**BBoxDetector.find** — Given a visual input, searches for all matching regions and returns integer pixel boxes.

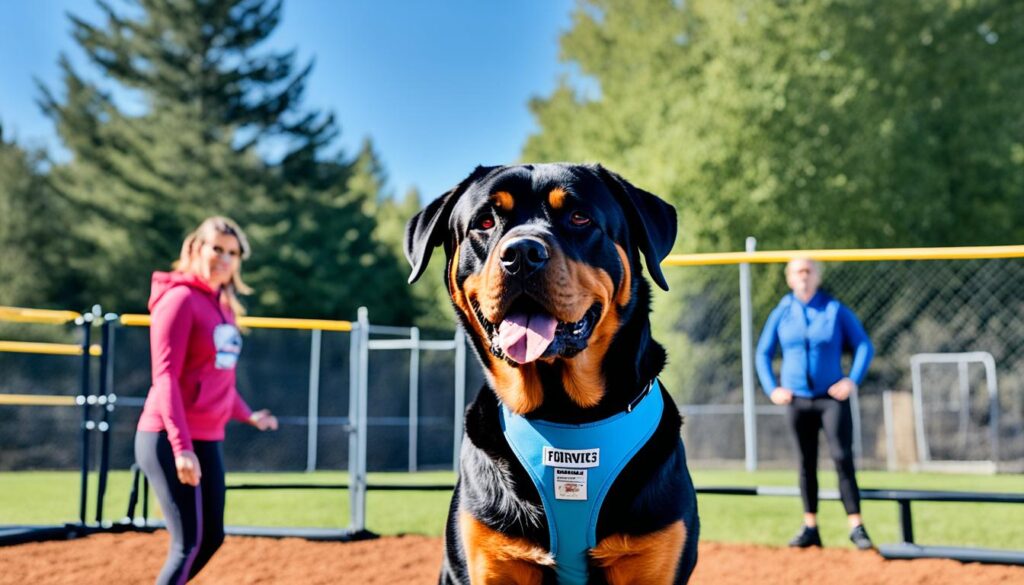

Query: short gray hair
[785,257,822,276]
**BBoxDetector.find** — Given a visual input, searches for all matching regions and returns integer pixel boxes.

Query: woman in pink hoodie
[135,216,278,585]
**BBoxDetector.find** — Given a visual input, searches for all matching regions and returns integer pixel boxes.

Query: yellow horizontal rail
[0,306,81,325]
[0,393,77,407]
[0,341,101,356]
[121,314,353,332]
[119,314,151,327]
[239,316,353,331]
[663,244,1024,266]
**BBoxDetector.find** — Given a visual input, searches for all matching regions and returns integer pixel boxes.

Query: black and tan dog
[405,163,698,585]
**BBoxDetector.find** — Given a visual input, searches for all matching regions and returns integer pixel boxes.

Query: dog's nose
[500,238,549,278]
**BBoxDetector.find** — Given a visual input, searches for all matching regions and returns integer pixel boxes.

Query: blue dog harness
[499,380,665,585]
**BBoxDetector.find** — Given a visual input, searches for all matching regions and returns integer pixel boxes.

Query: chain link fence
[658,255,1024,470]
[3,251,1022,476]
[0,313,481,476]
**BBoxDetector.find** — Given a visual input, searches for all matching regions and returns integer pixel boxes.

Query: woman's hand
[175,450,202,486]
[249,409,279,431]
[770,387,794,405]
[828,378,857,401]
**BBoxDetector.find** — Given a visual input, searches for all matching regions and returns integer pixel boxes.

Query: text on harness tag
[542,447,600,469]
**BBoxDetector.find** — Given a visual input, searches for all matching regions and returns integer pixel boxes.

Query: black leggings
[786,396,861,515]
[135,431,226,585]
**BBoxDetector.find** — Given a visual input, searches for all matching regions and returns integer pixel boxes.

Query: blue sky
[0,0,575,200]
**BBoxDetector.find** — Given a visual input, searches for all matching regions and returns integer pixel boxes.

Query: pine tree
[244,140,416,323]
[38,0,413,320]
[0,125,79,311]
[375,185,454,329]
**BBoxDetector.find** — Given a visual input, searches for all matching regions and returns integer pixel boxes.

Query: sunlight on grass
[2,469,1021,548]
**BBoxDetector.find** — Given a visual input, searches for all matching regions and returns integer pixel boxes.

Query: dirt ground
[1,532,1022,584]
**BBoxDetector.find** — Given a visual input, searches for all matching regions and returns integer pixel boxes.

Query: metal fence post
[739,236,758,472]
[851,388,863,462]
[957,361,970,454]
[982,353,1000,463]
[453,327,467,472]
[354,307,370,532]
[408,327,420,472]
[306,329,322,473]
[95,313,116,523]
[76,311,95,526]
[883,390,897,471]
[347,320,361,530]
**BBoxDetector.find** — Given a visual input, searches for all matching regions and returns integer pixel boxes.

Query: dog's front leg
[460,512,554,584]
[590,521,688,585]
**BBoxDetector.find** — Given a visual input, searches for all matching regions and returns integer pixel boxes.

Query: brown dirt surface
[1,532,1022,584]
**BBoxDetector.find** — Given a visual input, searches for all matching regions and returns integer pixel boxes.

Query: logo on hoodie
[214,324,242,370]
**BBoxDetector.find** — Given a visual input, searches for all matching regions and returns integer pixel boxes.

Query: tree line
[3,0,1021,338]
[523,0,1023,400]
[0,0,449,328]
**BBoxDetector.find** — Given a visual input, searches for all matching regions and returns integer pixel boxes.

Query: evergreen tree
[0,125,79,310]
[245,140,416,323]
[38,0,413,320]
[376,185,453,330]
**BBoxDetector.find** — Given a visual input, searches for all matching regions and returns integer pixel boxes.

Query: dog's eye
[570,212,592,226]
[474,214,496,231]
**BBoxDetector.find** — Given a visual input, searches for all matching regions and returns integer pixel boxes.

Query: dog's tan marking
[551,257,619,408]
[591,520,687,585]
[457,247,545,414]
[492,191,515,211]
[545,253,611,323]
[449,245,462,300]
[548,187,568,210]
[451,247,498,360]
[614,244,632,307]
[490,361,545,414]
[453,236,634,412]
[449,245,478,326]
[460,512,552,584]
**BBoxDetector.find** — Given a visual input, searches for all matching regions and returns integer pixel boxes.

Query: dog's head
[405,163,676,416]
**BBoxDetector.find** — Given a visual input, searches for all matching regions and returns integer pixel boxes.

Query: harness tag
[554,469,588,501]
[542,446,600,469]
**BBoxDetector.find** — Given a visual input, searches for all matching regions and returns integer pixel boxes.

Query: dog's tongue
[498,312,558,363]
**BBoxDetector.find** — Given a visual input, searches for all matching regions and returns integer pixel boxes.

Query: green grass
[691,470,1024,549]
[2,469,1022,550]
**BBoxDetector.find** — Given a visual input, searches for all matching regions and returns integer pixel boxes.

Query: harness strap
[500,380,664,584]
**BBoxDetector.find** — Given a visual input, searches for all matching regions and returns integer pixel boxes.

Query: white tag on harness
[542,447,600,469]
[554,468,588,500]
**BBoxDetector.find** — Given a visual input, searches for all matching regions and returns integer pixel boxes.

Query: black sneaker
[849,525,874,550]
[788,525,822,548]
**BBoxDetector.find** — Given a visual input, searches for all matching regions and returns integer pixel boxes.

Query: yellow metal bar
[120,313,353,331]
[119,315,150,329]
[119,314,152,327]
[239,316,353,331]
[0,341,102,356]
[0,306,81,325]
[663,244,1024,266]
[0,393,77,406]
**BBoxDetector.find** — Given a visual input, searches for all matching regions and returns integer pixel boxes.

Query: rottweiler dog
[405,163,699,585]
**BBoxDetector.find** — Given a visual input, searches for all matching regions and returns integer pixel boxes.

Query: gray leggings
[135,431,226,585]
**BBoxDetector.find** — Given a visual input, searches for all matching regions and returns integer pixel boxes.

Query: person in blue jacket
[756,258,875,550]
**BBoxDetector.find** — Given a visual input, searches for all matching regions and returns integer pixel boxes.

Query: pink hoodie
[137,271,253,456]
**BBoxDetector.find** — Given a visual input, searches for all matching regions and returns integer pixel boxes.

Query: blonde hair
[173,216,253,318]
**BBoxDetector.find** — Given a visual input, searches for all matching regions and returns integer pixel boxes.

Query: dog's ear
[594,165,677,291]
[405,165,499,284]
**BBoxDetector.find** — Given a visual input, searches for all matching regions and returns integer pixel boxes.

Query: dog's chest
[499,383,664,584]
